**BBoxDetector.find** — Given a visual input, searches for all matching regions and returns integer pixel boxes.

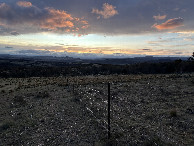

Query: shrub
[170,109,177,117]
[35,91,50,99]
[13,96,26,104]
[191,78,194,84]
[0,120,14,132]
[1,90,5,93]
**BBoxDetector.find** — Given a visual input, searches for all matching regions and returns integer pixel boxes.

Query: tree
[188,52,194,61]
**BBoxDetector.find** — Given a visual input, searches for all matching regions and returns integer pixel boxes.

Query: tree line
[0,58,194,78]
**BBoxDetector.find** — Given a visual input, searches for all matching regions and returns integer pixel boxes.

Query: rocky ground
[0,74,194,145]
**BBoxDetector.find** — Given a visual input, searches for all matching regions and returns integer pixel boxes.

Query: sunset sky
[0,0,194,58]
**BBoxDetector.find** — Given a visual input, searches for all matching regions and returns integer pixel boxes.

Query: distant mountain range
[0,54,188,65]
[83,56,188,65]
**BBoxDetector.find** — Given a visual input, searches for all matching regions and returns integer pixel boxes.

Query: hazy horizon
[0,52,190,60]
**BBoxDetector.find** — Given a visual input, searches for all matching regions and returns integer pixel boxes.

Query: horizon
[0,53,190,60]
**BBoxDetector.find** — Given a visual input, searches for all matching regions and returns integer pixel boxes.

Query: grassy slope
[0,74,194,145]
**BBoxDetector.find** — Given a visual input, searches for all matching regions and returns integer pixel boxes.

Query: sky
[0,0,194,59]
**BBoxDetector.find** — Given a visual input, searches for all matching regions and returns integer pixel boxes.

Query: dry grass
[0,73,194,145]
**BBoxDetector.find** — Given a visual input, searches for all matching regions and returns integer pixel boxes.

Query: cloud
[153,14,166,20]
[142,49,151,51]
[152,18,184,30]
[175,31,194,35]
[10,31,19,36]
[5,46,13,48]
[0,0,193,35]
[39,8,75,30]
[184,37,194,41]
[175,52,183,54]
[0,2,89,35]
[174,8,180,11]
[18,49,51,55]
[17,1,32,7]
[92,3,118,19]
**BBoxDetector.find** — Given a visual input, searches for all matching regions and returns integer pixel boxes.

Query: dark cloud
[142,49,151,51]
[1,0,194,35]
[86,0,191,34]
[18,49,51,54]
[0,1,89,35]
[10,31,19,36]
[5,46,13,48]
[175,52,183,54]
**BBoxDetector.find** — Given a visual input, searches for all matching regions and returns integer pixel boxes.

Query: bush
[13,96,26,104]
[1,90,5,93]
[191,78,194,84]
[0,120,14,132]
[35,91,50,99]
[170,109,177,117]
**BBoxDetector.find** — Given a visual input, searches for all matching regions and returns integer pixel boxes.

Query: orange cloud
[0,3,89,35]
[17,1,32,7]
[39,8,74,30]
[153,14,166,20]
[39,8,89,33]
[92,3,118,19]
[152,17,184,30]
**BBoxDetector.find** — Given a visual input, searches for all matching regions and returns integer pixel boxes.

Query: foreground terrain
[0,74,194,145]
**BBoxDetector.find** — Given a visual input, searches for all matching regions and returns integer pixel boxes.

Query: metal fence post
[108,82,111,139]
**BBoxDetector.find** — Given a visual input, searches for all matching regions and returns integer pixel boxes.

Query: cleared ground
[0,74,194,145]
